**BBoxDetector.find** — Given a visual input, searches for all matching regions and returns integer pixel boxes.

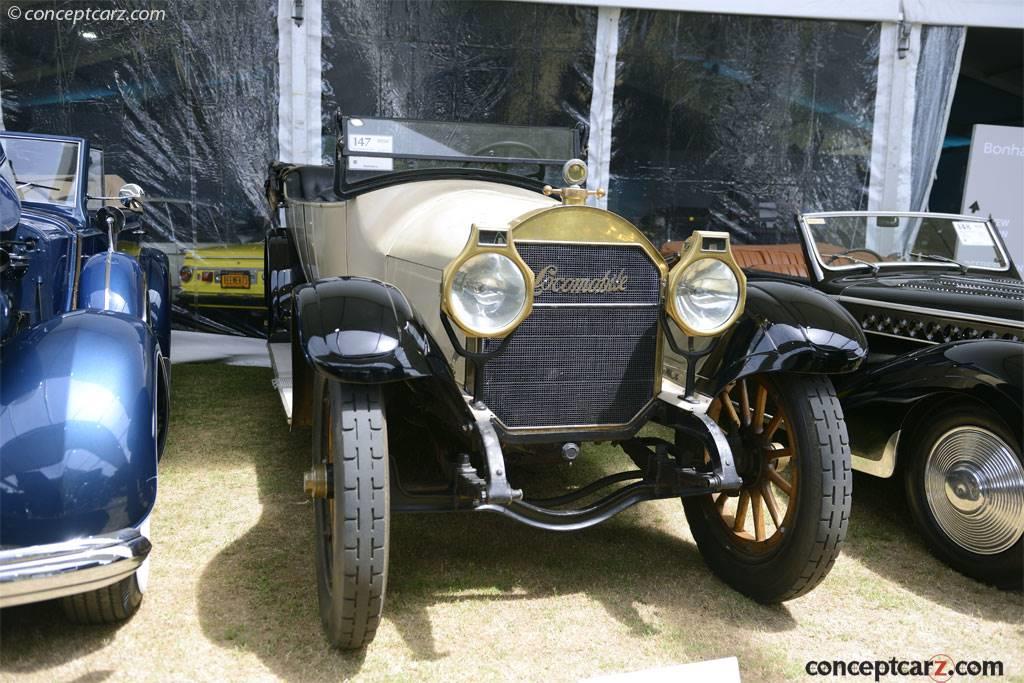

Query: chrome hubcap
[925,426,1024,555]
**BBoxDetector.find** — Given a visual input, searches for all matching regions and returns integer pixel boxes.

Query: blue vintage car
[0,132,171,622]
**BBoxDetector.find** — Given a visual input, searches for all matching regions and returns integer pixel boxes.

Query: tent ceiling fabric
[514,0,1024,29]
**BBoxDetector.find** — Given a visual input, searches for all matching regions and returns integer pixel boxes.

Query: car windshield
[801,213,1008,272]
[0,136,80,208]
[340,116,579,187]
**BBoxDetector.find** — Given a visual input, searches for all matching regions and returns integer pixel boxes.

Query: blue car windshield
[1,137,80,208]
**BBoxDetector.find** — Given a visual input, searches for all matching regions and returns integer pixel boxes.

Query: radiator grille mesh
[478,242,661,430]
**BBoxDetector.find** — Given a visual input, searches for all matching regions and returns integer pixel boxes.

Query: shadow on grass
[0,600,121,675]
[187,367,798,679]
[841,471,1023,622]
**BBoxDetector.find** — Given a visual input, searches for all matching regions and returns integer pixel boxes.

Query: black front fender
[840,339,1024,448]
[294,276,450,384]
[699,279,868,395]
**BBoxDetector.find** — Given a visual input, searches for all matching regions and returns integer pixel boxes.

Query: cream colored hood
[355,179,557,271]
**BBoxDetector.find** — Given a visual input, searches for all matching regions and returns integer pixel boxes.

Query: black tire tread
[318,380,389,650]
[777,374,852,601]
[684,374,852,603]
[902,403,1023,588]
[61,574,142,624]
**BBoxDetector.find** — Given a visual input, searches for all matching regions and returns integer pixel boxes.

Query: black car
[725,211,1023,587]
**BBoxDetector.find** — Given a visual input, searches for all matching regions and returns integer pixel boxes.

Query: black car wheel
[904,404,1024,588]
[312,376,390,649]
[62,574,144,624]
[683,374,851,602]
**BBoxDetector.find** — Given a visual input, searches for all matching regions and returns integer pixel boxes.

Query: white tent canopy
[517,0,1024,29]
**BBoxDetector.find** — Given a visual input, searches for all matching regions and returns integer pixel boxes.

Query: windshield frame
[0,132,86,212]
[337,114,583,194]
[797,210,1012,279]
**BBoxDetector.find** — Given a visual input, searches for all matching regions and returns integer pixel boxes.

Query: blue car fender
[0,309,159,546]
[138,247,172,359]
[77,251,145,317]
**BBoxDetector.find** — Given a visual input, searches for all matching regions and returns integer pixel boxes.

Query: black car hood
[836,272,1024,323]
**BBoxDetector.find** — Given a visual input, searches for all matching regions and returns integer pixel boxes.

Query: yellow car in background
[178,244,265,311]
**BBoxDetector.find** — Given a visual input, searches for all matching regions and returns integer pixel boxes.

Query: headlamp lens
[673,258,739,333]
[450,253,527,335]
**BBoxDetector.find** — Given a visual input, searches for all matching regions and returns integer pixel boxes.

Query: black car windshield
[801,213,1009,272]
[0,136,80,208]
[340,116,578,187]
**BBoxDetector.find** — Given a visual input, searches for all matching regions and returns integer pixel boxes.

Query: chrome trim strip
[489,397,657,435]
[0,528,150,608]
[799,211,1011,275]
[532,302,660,308]
[805,210,990,220]
[864,329,937,345]
[838,295,1024,329]
[513,239,648,248]
[805,210,993,221]
[103,250,112,310]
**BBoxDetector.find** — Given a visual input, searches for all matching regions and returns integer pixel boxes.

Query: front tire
[903,404,1024,588]
[61,574,143,624]
[683,374,851,602]
[313,377,390,649]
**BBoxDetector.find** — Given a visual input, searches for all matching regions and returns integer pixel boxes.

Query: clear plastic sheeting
[0,1,278,247]
[608,11,880,249]
[911,25,966,211]
[321,1,597,161]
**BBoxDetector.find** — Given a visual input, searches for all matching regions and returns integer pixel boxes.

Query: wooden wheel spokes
[765,465,793,497]
[738,380,751,426]
[751,488,767,541]
[733,490,750,531]
[761,482,782,528]
[711,377,799,549]
[721,392,742,427]
[721,379,786,439]
[753,384,768,433]
[765,445,793,462]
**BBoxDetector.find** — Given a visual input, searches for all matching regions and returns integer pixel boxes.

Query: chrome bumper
[0,528,150,608]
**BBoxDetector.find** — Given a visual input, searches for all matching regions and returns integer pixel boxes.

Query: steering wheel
[826,248,884,264]
[470,140,546,181]
[472,140,543,160]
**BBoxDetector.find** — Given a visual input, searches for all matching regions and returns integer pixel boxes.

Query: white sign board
[961,124,1024,267]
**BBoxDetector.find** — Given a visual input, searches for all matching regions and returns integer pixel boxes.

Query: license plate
[220,272,251,289]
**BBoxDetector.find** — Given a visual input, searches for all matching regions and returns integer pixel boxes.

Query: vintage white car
[264,115,868,649]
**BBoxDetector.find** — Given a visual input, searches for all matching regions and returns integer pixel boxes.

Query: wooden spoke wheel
[708,377,798,552]
[681,373,852,603]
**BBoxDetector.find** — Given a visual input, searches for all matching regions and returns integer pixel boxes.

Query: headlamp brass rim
[665,231,747,337]
[441,225,536,339]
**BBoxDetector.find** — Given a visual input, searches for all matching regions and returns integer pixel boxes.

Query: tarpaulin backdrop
[0,0,278,246]
[0,0,961,335]
[609,11,879,247]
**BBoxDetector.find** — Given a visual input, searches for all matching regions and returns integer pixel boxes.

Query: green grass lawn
[1,364,1022,681]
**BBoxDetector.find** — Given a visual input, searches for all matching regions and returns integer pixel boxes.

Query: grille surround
[477,241,663,433]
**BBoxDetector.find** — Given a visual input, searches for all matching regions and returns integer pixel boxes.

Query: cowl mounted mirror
[117,183,145,212]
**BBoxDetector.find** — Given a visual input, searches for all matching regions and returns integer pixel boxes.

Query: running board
[268,341,294,424]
